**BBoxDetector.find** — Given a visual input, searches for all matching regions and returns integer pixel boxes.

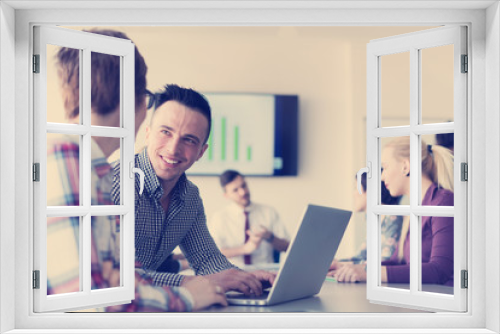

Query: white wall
[0,2,16,333]
[486,3,500,332]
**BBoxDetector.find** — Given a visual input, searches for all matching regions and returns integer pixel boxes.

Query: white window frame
[365,25,467,312]
[32,25,137,312]
[1,2,498,333]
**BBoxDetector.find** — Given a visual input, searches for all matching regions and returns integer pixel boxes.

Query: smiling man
[113,84,274,296]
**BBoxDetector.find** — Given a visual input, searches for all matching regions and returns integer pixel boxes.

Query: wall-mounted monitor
[187,93,298,176]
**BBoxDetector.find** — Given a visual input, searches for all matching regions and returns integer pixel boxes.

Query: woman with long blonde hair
[334,137,455,286]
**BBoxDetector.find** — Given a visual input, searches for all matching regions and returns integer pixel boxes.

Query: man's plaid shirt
[112,148,236,286]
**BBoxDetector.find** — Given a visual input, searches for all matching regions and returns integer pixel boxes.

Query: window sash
[366,25,468,312]
[32,25,136,313]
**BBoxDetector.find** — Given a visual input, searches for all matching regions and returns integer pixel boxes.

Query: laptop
[226,204,351,306]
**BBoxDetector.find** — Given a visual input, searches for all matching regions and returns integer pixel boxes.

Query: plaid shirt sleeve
[144,268,185,287]
[106,264,194,312]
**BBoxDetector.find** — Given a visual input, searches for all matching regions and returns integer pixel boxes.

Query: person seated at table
[47,28,226,311]
[333,137,454,286]
[111,86,275,295]
[328,172,403,274]
[209,170,290,267]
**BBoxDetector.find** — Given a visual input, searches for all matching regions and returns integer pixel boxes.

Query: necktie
[244,210,252,265]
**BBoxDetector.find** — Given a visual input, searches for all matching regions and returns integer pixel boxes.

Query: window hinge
[461,54,468,73]
[461,162,468,181]
[461,270,468,289]
[33,270,40,289]
[33,54,40,73]
[33,163,40,182]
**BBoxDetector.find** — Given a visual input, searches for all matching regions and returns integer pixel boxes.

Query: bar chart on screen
[188,93,276,175]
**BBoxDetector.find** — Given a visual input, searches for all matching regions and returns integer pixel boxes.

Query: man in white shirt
[209,170,290,267]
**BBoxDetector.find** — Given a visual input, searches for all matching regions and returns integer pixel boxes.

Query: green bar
[234,126,239,161]
[207,131,213,161]
[247,146,252,161]
[221,117,227,161]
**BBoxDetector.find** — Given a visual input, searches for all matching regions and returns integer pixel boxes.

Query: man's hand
[249,269,276,287]
[253,226,273,241]
[197,269,275,296]
[242,230,262,255]
[182,276,228,311]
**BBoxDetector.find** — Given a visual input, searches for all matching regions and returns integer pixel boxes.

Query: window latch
[130,161,145,195]
[356,162,371,195]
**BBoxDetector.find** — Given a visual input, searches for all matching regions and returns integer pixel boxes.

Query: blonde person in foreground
[332,137,454,286]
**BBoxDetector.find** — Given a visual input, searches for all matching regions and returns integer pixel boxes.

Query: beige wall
[49,26,447,258]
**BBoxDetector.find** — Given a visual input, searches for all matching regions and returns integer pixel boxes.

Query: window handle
[357,162,371,195]
[130,162,145,195]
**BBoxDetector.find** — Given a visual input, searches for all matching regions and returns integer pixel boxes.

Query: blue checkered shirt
[112,148,236,287]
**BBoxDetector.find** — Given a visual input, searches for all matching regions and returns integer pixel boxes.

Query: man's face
[223,175,251,208]
[146,100,208,187]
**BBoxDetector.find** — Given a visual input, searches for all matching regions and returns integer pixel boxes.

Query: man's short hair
[219,170,243,189]
[152,84,212,144]
[56,28,148,119]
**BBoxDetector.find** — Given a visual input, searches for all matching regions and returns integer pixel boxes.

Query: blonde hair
[385,137,454,192]
[386,137,454,262]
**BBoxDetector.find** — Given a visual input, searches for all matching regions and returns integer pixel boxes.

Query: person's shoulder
[182,177,203,204]
[433,186,454,206]
[254,202,278,214]
[211,205,232,217]
[184,177,200,193]
[209,207,229,224]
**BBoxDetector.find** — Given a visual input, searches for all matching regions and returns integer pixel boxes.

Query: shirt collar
[137,147,188,201]
[90,139,111,179]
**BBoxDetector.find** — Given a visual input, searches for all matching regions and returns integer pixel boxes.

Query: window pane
[47,133,81,206]
[90,52,121,128]
[91,136,120,206]
[47,44,80,124]
[380,136,410,206]
[380,215,405,262]
[421,45,454,124]
[47,216,81,295]
[91,215,121,290]
[420,134,454,206]
[380,215,410,291]
[380,52,410,128]
[420,216,454,295]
